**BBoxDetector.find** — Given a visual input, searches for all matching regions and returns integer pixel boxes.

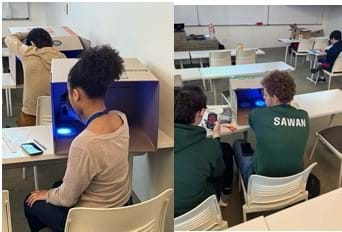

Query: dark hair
[175,85,207,124]
[26,28,53,48]
[68,45,124,99]
[261,70,296,104]
[330,30,341,41]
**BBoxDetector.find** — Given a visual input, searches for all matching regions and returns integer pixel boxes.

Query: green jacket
[174,123,224,217]
[249,104,309,177]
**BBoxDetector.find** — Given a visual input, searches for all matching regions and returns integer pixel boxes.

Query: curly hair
[68,45,124,99]
[261,70,296,104]
[175,85,207,124]
[26,28,53,48]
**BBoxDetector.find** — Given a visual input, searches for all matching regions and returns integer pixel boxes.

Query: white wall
[323,6,342,34]
[2,2,46,36]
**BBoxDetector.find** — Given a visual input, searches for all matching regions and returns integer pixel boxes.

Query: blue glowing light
[255,100,266,107]
[57,127,74,136]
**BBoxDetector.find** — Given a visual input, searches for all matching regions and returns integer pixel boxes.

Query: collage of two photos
[2,2,342,232]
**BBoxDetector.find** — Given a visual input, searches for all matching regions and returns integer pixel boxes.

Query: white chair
[174,74,184,87]
[236,49,256,65]
[209,50,232,67]
[174,195,228,231]
[240,163,317,222]
[320,52,342,89]
[64,188,173,232]
[309,126,342,187]
[290,39,314,69]
[2,190,12,232]
[22,96,52,190]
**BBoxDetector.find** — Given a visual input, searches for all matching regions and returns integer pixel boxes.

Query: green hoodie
[175,123,224,217]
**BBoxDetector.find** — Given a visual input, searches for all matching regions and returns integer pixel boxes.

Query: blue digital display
[255,100,266,107]
[235,88,266,109]
[57,127,76,136]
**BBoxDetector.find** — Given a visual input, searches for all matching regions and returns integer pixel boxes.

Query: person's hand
[223,123,237,132]
[212,120,221,138]
[26,190,49,207]
[319,48,325,52]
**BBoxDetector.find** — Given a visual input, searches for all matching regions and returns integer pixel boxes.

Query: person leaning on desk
[311,30,342,81]
[24,46,131,232]
[233,71,309,185]
[5,28,66,126]
[174,86,235,217]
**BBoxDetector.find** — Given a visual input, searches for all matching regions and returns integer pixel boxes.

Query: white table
[278,37,328,63]
[265,188,342,230]
[174,51,190,69]
[206,89,342,138]
[306,49,326,83]
[201,62,294,104]
[226,216,269,231]
[190,48,266,67]
[2,73,17,117]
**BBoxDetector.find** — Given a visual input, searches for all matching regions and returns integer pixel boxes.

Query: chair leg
[290,51,293,64]
[328,75,332,90]
[22,167,26,180]
[314,72,319,86]
[202,79,207,91]
[309,135,319,160]
[339,161,342,188]
[33,166,39,190]
[242,206,247,222]
[295,55,298,69]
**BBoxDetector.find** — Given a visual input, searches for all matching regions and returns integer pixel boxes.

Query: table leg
[5,88,10,117]
[284,45,289,63]
[8,88,12,117]
[328,114,335,127]
[306,55,318,84]
[200,58,208,90]
[33,166,39,190]
[213,79,217,105]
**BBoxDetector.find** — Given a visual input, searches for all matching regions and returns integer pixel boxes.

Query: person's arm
[4,32,29,59]
[47,146,95,207]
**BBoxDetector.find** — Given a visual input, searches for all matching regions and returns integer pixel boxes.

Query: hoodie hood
[23,46,66,69]
[175,123,207,153]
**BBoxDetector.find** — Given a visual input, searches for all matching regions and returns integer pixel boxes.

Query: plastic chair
[22,96,52,190]
[239,163,317,221]
[209,50,232,67]
[236,49,256,65]
[174,74,184,87]
[64,188,173,232]
[309,126,342,187]
[290,39,314,69]
[174,195,228,231]
[2,190,12,232]
[319,52,342,89]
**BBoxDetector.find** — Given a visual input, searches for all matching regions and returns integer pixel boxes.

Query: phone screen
[21,143,43,155]
[206,113,217,129]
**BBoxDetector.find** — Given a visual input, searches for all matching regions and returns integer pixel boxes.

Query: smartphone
[206,112,217,129]
[21,142,44,156]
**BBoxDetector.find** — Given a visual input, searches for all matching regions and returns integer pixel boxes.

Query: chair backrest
[209,50,232,67]
[174,74,184,87]
[65,188,173,232]
[313,38,329,50]
[2,190,12,232]
[36,96,52,125]
[332,52,342,73]
[236,49,256,65]
[297,39,315,52]
[174,195,228,231]
[246,163,317,205]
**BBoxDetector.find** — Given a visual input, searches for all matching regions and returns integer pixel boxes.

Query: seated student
[23,46,131,232]
[174,85,234,217]
[5,28,66,126]
[311,30,342,81]
[234,71,309,184]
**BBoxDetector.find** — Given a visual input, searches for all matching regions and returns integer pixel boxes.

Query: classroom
[174,4,342,231]
[2,2,174,232]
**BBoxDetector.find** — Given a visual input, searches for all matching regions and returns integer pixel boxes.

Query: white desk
[2,73,17,117]
[265,188,342,230]
[201,62,294,104]
[226,216,269,231]
[278,37,328,63]
[206,89,342,138]
[190,48,266,68]
[174,51,190,69]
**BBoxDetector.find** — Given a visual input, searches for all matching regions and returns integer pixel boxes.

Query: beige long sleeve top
[4,32,65,115]
[47,111,131,208]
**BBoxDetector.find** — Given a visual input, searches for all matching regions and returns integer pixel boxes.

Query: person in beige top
[23,45,130,232]
[5,28,65,126]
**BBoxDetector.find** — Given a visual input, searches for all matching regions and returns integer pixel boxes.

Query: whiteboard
[268,6,324,24]
[2,2,30,20]
[198,5,268,25]
[174,5,198,26]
